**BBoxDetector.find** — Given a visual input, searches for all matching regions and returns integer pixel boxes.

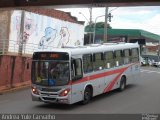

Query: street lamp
[79,12,89,23]
[104,7,108,43]
[79,10,93,44]
[93,13,113,44]
[93,15,105,44]
[104,7,117,43]
[93,7,116,44]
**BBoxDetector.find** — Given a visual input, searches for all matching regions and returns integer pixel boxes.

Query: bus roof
[35,43,139,56]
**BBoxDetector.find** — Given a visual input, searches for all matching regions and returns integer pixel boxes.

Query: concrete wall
[0,55,31,90]
[0,11,10,40]
[9,10,84,54]
[0,11,10,53]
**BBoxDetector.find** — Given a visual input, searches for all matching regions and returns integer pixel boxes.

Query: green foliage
[85,22,112,31]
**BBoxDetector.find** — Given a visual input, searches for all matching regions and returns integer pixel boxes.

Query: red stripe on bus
[71,66,129,85]
[103,62,140,92]
[103,67,128,93]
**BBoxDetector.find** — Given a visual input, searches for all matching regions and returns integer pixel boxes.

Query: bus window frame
[104,51,115,69]
[83,54,93,74]
[93,52,104,71]
[71,58,83,81]
[114,50,123,66]
[131,48,139,62]
[123,49,131,64]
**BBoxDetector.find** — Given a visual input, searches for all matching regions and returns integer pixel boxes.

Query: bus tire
[81,87,92,105]
[119,76,126,91]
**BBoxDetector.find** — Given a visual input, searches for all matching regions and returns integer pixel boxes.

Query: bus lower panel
[32,94,71,104]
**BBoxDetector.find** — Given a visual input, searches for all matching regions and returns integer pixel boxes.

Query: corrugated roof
[85,28,160,42]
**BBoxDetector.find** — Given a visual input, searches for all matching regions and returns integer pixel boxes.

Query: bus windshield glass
[32,61,70,86]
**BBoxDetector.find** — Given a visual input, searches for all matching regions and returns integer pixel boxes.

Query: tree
[84,22,112,44]
[85,22,112,30]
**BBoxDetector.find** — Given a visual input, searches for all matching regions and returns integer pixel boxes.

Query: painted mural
[15,15,37,44]
[9,10,84,54]
[58,27,70,48]
[38,27,57,49]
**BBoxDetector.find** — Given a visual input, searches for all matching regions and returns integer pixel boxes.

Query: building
[0,8,84,91]
[0,8,85,55]
[85,28,160,56]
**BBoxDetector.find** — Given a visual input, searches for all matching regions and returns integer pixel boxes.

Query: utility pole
[104,6,108,43]
[18,10,25,55]
[158,40,160,65]
[89,7,92,44]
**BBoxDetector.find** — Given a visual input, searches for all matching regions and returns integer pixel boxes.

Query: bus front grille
[42,97,56,101]
[41,88,61,92]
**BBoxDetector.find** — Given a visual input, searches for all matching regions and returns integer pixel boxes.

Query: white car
[140,57,146,66]
[152,61,160,67]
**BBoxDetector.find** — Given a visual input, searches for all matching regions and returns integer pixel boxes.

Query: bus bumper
[31,92,71,104]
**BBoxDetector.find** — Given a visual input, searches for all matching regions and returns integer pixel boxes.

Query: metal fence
[0,39,56,56]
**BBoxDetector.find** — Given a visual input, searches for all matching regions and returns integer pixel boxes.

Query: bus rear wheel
[119,76,126,91]
[81,87,92,105]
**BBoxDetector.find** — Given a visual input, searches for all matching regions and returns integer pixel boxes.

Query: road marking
[141,69,160,74]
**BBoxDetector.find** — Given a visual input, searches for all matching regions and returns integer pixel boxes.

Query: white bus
[31,43,140,104]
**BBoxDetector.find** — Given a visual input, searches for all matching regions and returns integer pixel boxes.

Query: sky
[57,6,160,35]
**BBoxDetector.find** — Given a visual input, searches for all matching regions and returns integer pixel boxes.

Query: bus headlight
[32,86,39,95]
[59,88,70,97]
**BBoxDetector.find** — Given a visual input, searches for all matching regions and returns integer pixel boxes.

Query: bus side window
[83,54,93,73]
[124,49,130,64]
[104,51,114,69]
[93,53,104,71]
[71,58,83,81]
[131,48,139,63]
[115,50,123,66]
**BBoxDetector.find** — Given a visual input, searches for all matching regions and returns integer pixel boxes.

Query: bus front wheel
[81,87,92,105]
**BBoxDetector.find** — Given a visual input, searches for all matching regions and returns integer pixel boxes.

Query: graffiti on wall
[23,18,37,43]
[74,40,81,46]
[9,11,84,53]
[15,16,37,44]
[38,27,72,49]
[38,27,57,49]
[58,27,70,48]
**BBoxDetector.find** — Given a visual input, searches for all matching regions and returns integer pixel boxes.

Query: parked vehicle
[140,57,146,66]
[152,61,160,67]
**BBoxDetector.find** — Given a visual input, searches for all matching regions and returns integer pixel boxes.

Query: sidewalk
[0,81,31,94]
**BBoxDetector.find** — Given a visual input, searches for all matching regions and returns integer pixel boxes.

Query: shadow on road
[90,84,137,104]
[34,84,137,110]
[35,102,80,110]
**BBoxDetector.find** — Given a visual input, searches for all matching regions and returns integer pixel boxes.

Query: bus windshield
[32,61,70,86]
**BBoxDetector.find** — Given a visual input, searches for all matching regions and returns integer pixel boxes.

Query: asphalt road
[0,66,160,115]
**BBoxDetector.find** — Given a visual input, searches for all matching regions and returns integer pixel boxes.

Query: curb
[0,84,31,95]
